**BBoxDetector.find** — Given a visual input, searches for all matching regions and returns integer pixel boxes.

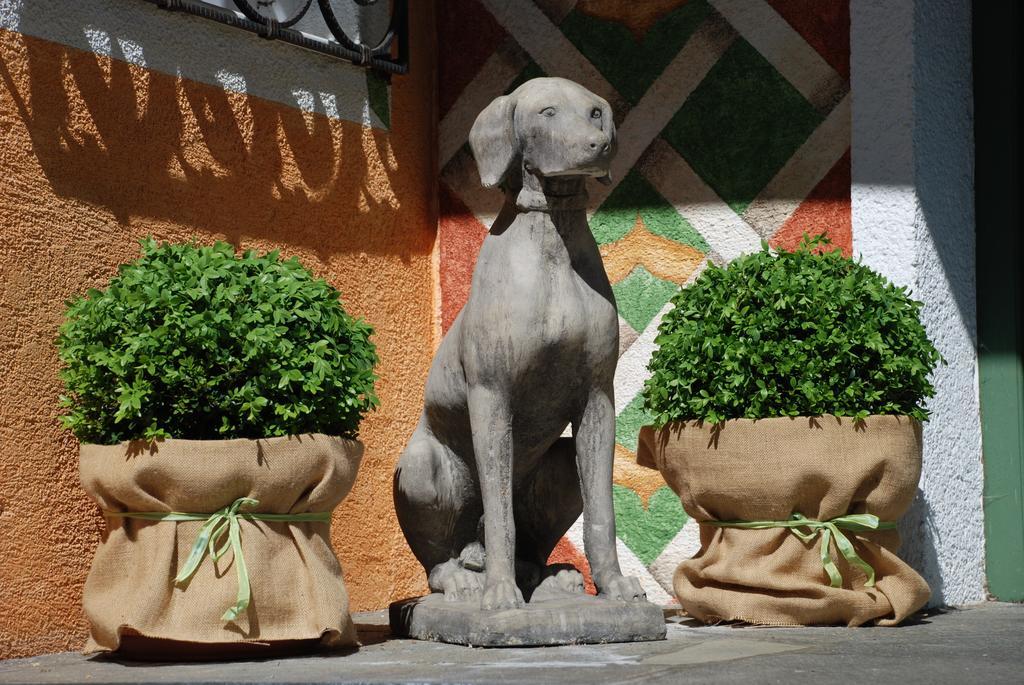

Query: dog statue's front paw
[598,573,646,602]
[480,577,524,611]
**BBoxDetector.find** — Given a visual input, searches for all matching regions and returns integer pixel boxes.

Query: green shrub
[642,237,941,425]
[57,239,379,444]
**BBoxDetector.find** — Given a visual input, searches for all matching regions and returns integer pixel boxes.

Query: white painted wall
[851,0,985,605]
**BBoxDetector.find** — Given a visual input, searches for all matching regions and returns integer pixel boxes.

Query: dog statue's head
[469,77,616,192]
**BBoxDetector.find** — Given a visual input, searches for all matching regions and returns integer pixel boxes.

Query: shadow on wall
[434,0,859,333]
[0,5,436,656]
[910,2,977,343]
[898,0,980,605]
[0,29,410,259]
[899,489,945,603]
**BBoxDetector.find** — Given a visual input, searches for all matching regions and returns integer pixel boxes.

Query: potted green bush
[636,237,939,627]
[58,239,378,656]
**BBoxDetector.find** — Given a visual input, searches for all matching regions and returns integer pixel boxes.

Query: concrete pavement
[1,602,1021,684]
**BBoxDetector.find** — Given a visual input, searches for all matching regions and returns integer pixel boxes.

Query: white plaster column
[851,0,985,606]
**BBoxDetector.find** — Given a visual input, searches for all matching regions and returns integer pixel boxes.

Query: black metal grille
[145,0,408,74]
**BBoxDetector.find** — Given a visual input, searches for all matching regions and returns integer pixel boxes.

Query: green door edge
[975,1,1024,601]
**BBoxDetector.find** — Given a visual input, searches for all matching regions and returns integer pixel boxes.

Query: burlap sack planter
[637,415,930,627]
[79,433,362,657]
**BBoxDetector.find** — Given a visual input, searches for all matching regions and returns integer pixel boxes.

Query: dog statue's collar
[514,175,590,212]
[515,187,589,212]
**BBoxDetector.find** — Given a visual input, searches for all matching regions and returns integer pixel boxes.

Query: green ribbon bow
[705,512,896,588]
[107,497,331,621]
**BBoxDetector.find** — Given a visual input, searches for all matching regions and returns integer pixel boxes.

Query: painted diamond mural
[437,0,852,603]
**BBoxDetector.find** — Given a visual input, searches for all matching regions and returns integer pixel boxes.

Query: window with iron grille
[145,1,407,73]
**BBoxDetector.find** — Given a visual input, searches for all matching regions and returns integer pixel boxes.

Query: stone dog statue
[394,77,645,611]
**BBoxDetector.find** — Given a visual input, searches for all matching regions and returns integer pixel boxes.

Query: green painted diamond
[614,485,687,565]
[560,1,712,106]
[591,170,709,250]
[616,392,653,452]
[661,38,824,214]
[612,265,680,333]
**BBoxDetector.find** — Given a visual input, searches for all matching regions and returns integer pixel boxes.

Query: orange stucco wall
[0,5,435,659]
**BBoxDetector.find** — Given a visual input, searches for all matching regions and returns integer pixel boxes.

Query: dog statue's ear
[469,94,518,188]
[596,97,616,186]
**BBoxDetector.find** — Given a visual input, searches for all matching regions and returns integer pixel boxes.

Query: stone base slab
[389,593,667,647]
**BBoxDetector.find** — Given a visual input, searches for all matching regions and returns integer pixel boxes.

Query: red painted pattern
[771,148,852,256]
[438,0,508,118]
[547,537,597,595]
[767,0,851,79]
[439,183,488,331]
